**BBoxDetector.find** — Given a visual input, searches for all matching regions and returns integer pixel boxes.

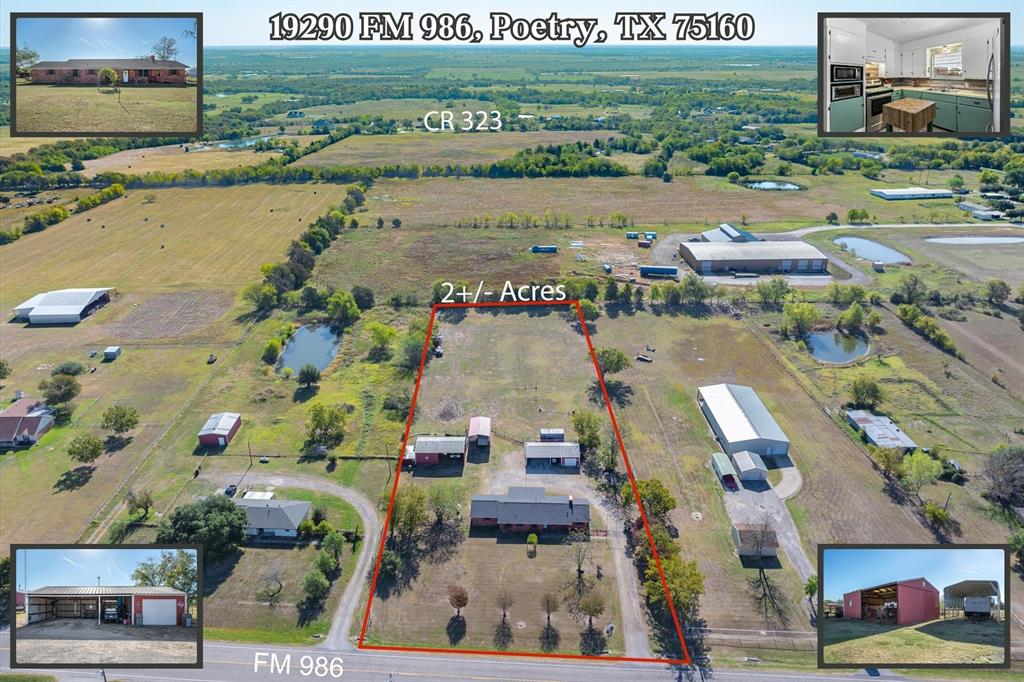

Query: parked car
[259,456,270,464]
[224,484,237,497]
[635,354,653,363]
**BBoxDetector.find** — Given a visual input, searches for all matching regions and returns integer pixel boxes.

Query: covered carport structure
[26,586,186,626]
[942,580,1001,621]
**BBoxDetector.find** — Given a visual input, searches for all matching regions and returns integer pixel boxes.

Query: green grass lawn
[0,674,58,682]
[16,84,198,134]
[822,617,1006,665]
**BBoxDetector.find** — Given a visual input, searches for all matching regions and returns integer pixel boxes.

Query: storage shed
[843,577,939,625]
[731,450,768,482]
[539,428,565,442]
[103,346,122,361]
[524,441,580,467]
[198,412,241,447]
[697,384,789,456]
[846,410,917,452]
[413,435,466,465]
[468,416,491,447]
[731,524,779,558]
[711,452,738,489]
[26,586,186,626]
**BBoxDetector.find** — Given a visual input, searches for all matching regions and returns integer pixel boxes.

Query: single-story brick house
[26,585,187,626]
[0,398,54,449]
[470,486,589,533]
[234,498,311,538]
[29,58,188,85]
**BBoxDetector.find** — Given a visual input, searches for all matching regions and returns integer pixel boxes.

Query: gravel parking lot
[15,620,198,665]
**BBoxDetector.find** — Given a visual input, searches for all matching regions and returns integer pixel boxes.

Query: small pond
[925,236,1024,245]
[278,326,340,374]
[833,237,910,264]
[745,181,801,191]
[806,331,870,364]
[217,135,272,149]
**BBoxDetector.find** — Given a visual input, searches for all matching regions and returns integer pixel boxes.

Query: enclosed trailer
[640,265,678,279]
[638,240,652,248]
[531,245,558,253]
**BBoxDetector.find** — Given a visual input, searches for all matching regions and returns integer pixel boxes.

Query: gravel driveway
[722,482,814,582]
[15,620,198,665]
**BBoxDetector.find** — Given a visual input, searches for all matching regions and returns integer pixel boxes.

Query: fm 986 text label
[254,652,343,678]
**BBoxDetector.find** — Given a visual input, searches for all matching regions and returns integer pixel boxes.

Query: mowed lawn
[0,126,76,156]
[294,131,615,168]
[822,618,1006,664]
[16,84,198,134]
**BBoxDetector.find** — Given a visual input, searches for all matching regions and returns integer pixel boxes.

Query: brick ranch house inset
[28,58,188,85]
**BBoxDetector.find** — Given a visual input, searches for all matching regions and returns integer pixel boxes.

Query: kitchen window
[929,43,963,79]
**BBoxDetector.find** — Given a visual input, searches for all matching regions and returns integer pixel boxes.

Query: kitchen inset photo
[820,14,1007,135]
[819,545,1010,667]
[11,545,201,668]
[11,13,201,136]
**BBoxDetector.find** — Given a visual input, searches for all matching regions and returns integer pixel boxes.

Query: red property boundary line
[357,299,691,666]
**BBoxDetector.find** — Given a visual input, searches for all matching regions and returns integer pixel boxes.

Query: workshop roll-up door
[141,599,176,625]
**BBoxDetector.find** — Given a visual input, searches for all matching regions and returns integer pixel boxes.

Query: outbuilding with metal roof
[697,384,789,456]
[26,586,186,626]
[679,241,827,275]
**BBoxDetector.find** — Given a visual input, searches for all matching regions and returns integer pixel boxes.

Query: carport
[26,586,186,626]
[942,580,1001,621]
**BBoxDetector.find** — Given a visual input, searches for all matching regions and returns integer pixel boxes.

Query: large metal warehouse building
[697,383,790,456]
[26,585,187,626]
[13,287,114,324]
[679,242,828,275]
[843,577,939,625]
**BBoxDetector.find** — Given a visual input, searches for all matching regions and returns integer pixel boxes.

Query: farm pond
[833,237,910,264]
[806,331,869,364]
[278,325,340,374]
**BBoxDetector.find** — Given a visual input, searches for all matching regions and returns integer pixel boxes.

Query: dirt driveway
[15,619,198,665]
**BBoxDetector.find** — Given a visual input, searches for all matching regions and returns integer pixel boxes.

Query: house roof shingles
[470,487,590,526]
[733,524,779,548]
[0,398,53,443]
[30,59,188,70]
[234,499,311,531]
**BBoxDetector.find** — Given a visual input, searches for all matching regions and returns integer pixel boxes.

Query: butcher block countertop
[883,98,936,133]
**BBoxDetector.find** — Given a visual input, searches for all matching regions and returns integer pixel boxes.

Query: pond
[745,181,801,191]
[217,135,272,149]
[833,237,910,264]
[278,326,340,374]
[806,331,870,364]
[925,236,1024,245]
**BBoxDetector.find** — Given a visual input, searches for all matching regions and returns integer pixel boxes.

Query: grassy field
[295,131,615,168]
[271,98,496,123]
[822,618,1006,665]
[0,126,77,157]
[364,309,625,655]
[204,487,362,644]
[80,145,282,176]
[15,84,198,134]
[206,91,296,111]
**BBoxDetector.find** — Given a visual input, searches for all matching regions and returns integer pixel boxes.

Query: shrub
[262,338,282,364]
[24,205,70,234]
[51,360,87,376]
[77,184,125,212]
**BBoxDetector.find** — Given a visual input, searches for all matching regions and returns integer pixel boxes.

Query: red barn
[198,412,241,448]
[412,436,466,465]
[29,58,188,85]
[842,577,939,626]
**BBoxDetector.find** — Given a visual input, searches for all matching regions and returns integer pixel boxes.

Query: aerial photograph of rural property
[12,14,199,135]
[0,0,1022,681]
[11,546,199,666]
[821,546,1008,666]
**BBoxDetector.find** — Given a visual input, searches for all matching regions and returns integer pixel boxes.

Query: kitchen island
[883,98,936,132]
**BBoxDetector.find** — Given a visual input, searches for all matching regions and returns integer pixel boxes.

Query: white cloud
[62,556,84,569]
[77,36,94,47]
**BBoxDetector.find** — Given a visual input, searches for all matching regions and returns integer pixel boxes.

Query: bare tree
[496,590,514,623]
[152,36,179,61]
[565,530,591,595]
[540,592,559,625]
[256,570,284,607]
[746,514,789,628]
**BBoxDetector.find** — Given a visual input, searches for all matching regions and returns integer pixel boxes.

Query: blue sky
[14,548,196,592]
[13,16,196,65]
[1,1,1021,48]
[822,548,1005,601]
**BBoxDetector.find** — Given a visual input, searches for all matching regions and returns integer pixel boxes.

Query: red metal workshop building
[842,577,940,625]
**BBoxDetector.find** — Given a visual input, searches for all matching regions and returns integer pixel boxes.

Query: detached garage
[26,586,186,626]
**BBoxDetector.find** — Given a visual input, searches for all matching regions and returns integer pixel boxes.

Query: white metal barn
[13,288,114,324]
[697,383,790,456]
[731,450,768,482]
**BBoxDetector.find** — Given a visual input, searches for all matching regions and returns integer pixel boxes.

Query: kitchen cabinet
[932,100,957,130]
[957,104,992,133]
[831,97,865,133]
[829,26,865,65]
[962,37,990,79]
[900,50,926,78]
[884,49,898,78]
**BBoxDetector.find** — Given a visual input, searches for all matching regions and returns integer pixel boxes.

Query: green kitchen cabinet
[830,97,864,133]
[957,104,992,133]
[932,100,956,131]
[891,89,903,100]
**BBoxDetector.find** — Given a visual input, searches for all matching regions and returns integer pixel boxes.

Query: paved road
[3,639,938,682]
[205,471,380,651]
